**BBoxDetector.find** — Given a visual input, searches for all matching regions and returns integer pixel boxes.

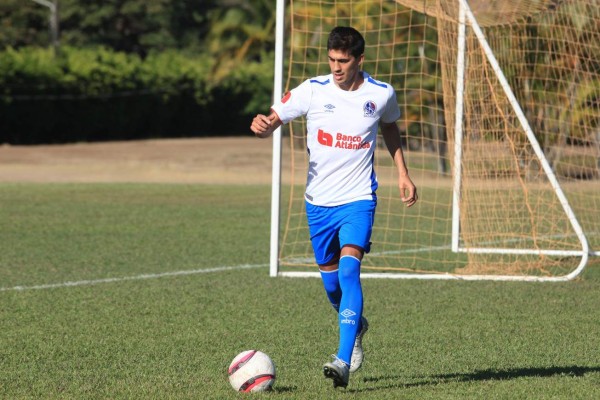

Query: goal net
[272,0,599,280]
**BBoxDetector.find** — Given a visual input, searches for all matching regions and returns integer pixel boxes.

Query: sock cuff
[319,268,339,274]
[339,255,361,263]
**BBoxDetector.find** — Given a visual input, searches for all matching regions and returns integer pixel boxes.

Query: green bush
[0,46,273,144]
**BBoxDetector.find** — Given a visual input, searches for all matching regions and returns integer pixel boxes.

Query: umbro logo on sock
[340,308,357,324]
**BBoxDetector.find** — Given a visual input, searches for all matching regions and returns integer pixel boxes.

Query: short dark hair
[327,26,365,59]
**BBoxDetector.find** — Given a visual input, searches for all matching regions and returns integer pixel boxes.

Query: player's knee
[340,244,364,259]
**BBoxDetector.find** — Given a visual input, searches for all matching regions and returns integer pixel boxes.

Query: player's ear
[358,54,364,67]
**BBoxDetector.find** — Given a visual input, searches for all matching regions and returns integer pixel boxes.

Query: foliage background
[0,0,276,143]
[1,0,598,152]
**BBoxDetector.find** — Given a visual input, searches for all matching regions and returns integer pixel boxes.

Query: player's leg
[320,257,353,389]
[335,245,364,367]
[306,201,342,311]
[306,201,350,387]
[319,262,341,312]
[336,200,375,372]
[307,200,375,387]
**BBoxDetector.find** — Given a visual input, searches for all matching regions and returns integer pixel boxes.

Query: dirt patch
[0,137,287,184]
[0,136,445,188]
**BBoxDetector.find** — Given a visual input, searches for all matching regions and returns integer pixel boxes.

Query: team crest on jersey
[363,100,377,117]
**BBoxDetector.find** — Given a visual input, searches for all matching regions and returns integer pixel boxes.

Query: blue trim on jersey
[310,78,330,85]
[370,153,378,193]
[367,76,388,88]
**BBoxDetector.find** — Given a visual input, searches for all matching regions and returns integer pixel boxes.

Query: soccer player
[250,26,418,389]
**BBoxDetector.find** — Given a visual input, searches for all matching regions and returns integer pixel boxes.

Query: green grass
[1,183,599,399]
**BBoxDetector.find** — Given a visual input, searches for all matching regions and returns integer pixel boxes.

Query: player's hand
[399,175,418,207]
[251,114,273,138]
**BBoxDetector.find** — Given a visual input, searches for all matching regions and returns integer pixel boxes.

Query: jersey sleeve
[381,86,401,124]
[271,79,312,124]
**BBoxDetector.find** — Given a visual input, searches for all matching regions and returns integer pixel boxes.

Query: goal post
[269,0,286,277]
[448,0,589,281]
[270,0,599,281]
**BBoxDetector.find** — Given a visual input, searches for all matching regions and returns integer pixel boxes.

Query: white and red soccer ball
[227,350,276,392]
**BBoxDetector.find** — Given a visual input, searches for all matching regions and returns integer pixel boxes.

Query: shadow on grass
[354,365,600,393]
[273,385,297,393]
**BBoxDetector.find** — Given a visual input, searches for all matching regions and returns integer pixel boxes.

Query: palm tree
[205,0,277,82]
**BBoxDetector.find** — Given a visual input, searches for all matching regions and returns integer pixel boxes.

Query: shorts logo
[363,100,377,117]
[340,308,357,325]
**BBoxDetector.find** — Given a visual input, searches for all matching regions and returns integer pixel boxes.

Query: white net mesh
[279,0,599,277]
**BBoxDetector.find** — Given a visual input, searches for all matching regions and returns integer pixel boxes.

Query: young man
[250,26,417,389]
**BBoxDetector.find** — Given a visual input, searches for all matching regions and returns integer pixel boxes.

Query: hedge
[0,47,273,144]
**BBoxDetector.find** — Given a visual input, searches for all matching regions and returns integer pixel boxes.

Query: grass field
[1,183,599,399]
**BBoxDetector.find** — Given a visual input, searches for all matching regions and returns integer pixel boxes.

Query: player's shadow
[353,365,600,393]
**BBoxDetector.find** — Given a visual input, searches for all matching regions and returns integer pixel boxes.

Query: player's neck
[338,71,364,92]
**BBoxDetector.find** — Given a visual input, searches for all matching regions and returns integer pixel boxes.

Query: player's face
[328,49,364,91]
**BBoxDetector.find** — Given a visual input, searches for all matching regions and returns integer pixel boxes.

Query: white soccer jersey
[271,72,401,206]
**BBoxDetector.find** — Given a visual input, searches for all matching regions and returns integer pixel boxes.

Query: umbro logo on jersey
[324,104,335,113]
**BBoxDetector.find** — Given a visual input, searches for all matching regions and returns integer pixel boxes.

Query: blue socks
[320,255,363,366]
[320,268,341,312]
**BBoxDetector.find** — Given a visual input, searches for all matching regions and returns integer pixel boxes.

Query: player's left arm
[380,121,418,207]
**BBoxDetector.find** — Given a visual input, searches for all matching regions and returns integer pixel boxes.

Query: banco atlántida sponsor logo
[317,129,371,149]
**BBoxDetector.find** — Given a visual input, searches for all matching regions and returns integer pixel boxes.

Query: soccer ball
[227,350,276,392]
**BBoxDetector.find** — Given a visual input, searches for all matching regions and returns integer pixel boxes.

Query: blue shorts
[305,199,376,266]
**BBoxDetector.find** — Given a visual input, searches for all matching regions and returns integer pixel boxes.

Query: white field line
[3,231,598,292]
[0,263,269,292]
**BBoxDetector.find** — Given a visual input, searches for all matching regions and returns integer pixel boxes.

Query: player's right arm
[251,112,283,139]
[252,80,312,139]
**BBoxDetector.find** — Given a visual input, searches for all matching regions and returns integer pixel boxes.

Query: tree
[0,0,49,48]
[204,0,277,81]
[59,0,172,55]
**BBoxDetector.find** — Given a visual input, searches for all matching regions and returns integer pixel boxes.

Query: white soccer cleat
[349,316,368,373]
[323,355,350,389]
